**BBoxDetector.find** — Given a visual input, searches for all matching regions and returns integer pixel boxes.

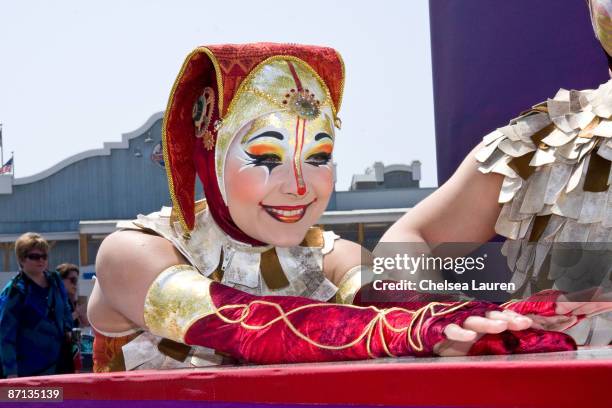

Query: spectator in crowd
[57,263,89,328]
[0,233,73,378]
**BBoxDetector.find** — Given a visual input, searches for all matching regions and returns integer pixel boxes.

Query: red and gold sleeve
[144,265,575,364]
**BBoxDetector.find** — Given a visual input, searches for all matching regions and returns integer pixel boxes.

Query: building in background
[350,161,421,190]
[0,113,435,293]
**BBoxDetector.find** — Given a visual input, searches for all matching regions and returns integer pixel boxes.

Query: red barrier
[2,349,611,407]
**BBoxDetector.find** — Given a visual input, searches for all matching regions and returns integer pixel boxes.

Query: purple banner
[430,0,609,184]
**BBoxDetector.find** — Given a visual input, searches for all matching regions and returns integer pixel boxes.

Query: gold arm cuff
[144,264,215,343]
[334,265,364,304]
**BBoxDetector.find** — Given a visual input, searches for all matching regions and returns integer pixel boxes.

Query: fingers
[444,310,534,342]
[440,308,541,356]
[462,316,507,334]
[443,323,477,342]
[461,310,532,334]
[486,309,532,331]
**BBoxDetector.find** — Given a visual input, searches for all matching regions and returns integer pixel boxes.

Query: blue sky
[0,0,436,189]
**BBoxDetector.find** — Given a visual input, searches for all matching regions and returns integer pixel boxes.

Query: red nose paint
[293,118,307,196]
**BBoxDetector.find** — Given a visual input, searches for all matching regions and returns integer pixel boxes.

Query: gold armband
[144,264,215,343]
[334,265,364,304]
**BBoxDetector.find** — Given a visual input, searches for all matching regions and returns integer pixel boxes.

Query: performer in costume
[381,1,612,342]
[88,43,575,373]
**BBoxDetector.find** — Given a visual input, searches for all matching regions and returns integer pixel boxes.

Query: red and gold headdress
[163,43,345,244]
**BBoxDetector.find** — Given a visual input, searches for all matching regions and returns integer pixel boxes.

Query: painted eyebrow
[314,132,333,141]
[247,130,284,143]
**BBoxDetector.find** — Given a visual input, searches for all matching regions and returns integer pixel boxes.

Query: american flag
[0,158,13,175]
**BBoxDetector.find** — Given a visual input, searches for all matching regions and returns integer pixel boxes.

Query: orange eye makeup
[245,142,285,160]
[238,111,335,176]
[305,141,333,157]
[303,129,333,167]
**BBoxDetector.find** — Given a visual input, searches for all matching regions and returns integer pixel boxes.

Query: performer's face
[224,111,334,246]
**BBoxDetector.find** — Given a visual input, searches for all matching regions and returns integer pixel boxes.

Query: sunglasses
[26,253,48,261]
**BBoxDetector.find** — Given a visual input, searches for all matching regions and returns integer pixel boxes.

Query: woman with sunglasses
[0,233,73,378]
[56,263,89,329]
[56,263,87,373]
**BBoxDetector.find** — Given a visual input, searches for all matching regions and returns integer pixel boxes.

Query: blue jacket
[0,271,73,377]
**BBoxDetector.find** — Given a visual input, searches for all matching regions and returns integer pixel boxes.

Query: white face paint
[223,110,335,247]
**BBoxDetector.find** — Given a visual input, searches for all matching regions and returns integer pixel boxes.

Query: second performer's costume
[476,0,612,344]
[92,43,576,372]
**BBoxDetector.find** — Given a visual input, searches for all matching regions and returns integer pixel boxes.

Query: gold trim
[334,49,346,112]
[157,338,192,362]
[246,86,330,117]
[144,264,215,343]
[335,265,363,304]
[578,116,600,139]
[584,148,612,192]
[299,226,325,248]
[382,301,471,353]
[145,263,472,356]
[163,49,344,232]
[260,248,290,289]
[170,199,207,226]
[200,47,225,122]
[528,214,552,243]
[213,297,470,356]
[224,55,339,121]
[500,299,519,309]
[214,301,378,351]
[163,47,223,233]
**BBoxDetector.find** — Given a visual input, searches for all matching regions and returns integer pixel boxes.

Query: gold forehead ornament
[192,81,341,151]
[246,86,325,121]
[283,88,321,120]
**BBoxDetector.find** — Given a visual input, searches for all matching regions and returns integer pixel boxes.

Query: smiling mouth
[260,199,316,223]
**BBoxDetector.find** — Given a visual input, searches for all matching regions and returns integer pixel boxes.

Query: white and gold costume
[119,201,339,300]
[477,81,612,344]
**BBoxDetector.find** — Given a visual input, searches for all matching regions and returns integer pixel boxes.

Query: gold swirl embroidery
[499,299,520,309]
[212,299,471,357]
[144,265,472,356]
